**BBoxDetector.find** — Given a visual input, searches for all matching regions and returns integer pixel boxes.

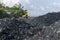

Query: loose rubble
[0,13,60,40]
[0,18,43,40]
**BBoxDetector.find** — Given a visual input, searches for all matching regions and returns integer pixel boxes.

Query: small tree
[10,3,29,18]
[0,3,29,18]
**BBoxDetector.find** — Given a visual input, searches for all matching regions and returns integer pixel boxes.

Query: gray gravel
[0,13,60,40]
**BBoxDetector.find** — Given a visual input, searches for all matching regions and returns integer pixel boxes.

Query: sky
[1,0,60,17]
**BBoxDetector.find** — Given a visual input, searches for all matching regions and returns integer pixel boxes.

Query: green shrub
[0,10,11,18]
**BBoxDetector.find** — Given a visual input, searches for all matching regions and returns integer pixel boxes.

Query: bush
[0,10,11,18]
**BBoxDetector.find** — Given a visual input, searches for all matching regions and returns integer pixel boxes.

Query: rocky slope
[26,20,60,40]
[30,12,60,26]
[25,12,60,40]
[0,12,60,40]
[0,18,43,40]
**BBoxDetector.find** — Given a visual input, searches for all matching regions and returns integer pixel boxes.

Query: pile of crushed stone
[0,18,60,40]
[0,13,60,40]
[0,18,43,40]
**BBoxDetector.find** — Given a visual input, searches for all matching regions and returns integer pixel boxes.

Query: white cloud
[51,2,60,7]
[29,2,60,16]
[19,0,30,4]
[3,0,10,4]
[30,5,37,10]
[2,0,30,7]
[30,5,34,8]
[52,2,60,5]
[29,1,60,17]
[30,5,45,11]
[3,0,19,7]
[39,6,45,11]
[24,0,30,4]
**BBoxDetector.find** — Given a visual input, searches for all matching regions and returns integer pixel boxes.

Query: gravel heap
[0,13,60,40]
[27,20,60,40]
[0,18,43,40]
[30,13,60,26]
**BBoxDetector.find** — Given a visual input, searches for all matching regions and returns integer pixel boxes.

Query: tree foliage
[0,3,29,18]
[0,10,11,18]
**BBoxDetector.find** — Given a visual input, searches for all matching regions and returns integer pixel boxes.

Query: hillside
[0,12,60,40]
[29,12,60,26]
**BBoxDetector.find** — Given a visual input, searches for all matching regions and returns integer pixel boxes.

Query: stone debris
[0,13,60,40]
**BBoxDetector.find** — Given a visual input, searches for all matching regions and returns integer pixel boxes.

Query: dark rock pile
[27,20,60,40]
[0,12,60,40]
[29,12,60,26]
[0,18,43,40]
[25,12,60,40]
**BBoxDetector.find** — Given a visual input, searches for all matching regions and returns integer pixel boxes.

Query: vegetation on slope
[0,3,29,18]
